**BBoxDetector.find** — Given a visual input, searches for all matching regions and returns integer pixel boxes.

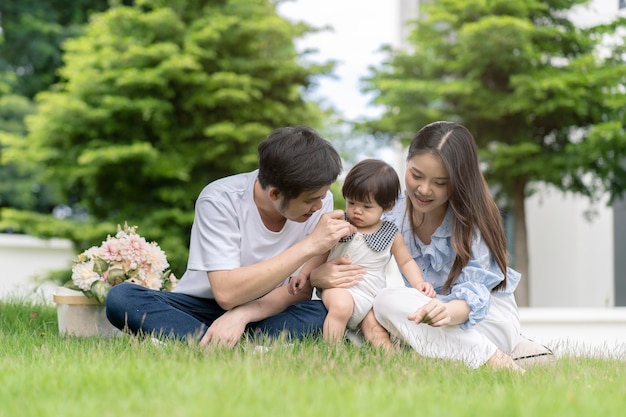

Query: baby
[290,159,435,350]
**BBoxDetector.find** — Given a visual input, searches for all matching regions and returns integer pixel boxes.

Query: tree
[0,0,115,99]
[20,0,330,274]
[362,0,626,306]
[0,0,117,215]
[0,83,48,212]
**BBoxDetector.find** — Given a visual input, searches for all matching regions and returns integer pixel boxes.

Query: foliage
[2,300,626,417]
[13,0,330,275]
[330,181,346,211]
[0,0,117,214]
[0,93,51,211]
[0,0,116,99]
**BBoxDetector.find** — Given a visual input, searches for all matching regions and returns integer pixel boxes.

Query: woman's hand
[408,298,450,327]
[310,257,365,290]
[408,298,470,327]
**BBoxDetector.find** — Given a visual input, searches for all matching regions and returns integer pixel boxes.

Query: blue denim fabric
[105,282,327,342]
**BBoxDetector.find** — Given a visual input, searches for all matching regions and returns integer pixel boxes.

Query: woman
[372,121,523,371]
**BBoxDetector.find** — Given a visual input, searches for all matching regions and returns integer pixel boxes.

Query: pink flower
[70,222,176,303]
[119,233,148,268]
[99,239,123,262]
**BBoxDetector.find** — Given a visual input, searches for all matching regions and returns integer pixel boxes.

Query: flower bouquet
[68,222,177,304]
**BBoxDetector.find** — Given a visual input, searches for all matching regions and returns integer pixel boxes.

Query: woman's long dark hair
[406,121,509,292]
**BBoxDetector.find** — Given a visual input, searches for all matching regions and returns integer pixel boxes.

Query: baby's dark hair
[342,159,400,210]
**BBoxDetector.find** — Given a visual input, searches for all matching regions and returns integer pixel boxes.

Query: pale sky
[278,0,400,121]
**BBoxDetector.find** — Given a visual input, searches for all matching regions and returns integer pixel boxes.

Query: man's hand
[310,257,365,289]
[306,210,356,255]
[199,309,248,348]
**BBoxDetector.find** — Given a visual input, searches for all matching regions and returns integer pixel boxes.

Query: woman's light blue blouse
[385,196,521,329]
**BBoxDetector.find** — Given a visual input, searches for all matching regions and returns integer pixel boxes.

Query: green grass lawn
[2,300,626,417]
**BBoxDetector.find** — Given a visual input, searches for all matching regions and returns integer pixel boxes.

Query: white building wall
[526,185,614,307]
[0,234,75,301]
[398,0,421,49]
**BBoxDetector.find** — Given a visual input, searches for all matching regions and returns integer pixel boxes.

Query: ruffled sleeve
[439,228,517,329]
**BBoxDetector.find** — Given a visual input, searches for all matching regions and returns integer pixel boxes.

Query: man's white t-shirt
[173,170,333,299]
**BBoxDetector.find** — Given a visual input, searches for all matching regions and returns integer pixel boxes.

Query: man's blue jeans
[105,282,327,343]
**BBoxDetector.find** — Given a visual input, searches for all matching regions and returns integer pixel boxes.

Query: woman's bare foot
[486,349,526,373]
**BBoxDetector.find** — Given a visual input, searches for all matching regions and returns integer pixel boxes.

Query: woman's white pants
[373,287,521,368]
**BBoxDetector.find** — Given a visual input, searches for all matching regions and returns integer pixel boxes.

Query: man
[106,126,363,346]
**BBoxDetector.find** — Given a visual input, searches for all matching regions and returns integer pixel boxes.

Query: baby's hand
[416,282,436,298]
[288,275,308,295]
